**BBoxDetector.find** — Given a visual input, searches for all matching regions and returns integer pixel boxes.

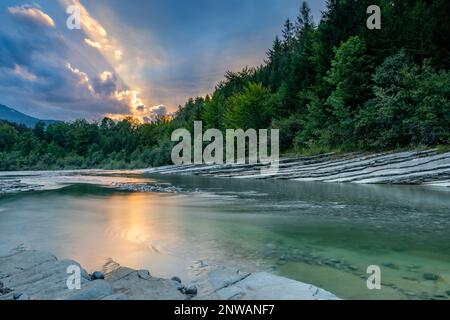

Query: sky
[0,0,326,122]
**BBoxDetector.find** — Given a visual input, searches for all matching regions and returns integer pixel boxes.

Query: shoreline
[0,249,339,300]
[144,149,450,187]
[2,149,450,195]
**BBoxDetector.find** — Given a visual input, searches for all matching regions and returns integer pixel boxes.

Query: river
[0,170,449,300]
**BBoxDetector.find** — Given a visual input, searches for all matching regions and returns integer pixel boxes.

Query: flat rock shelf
[144,149,450,186]
[0,249,339,300]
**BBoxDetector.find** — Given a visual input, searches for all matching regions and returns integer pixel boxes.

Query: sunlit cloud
[114,50,123,61]
[8,5,55,28]
[1,0,327,121]
[84,38,102,49]
[60,0,155,121]
[67,63,93,91]
[63,0,107,37]
[13,64,38,82]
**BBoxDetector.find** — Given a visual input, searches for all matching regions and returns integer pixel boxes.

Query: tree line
[1,0,449,170]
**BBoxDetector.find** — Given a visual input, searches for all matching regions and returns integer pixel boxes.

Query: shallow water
[1,171,449,299]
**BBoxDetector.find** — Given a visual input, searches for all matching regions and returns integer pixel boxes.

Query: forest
[0,0,449,170]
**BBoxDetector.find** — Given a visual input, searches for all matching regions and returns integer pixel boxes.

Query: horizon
[0,0,326,122]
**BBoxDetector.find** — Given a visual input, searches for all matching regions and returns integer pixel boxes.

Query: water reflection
[0,172,449,299]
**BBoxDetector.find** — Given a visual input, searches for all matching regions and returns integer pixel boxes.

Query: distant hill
[0,104,59,128]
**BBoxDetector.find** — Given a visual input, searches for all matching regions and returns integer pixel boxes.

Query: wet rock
[0,250,186,300]
[105,269,186,300]
[382,263,400,270]
[137,270,151,280]
[201,271,339,300]
[330,259,341,264]
[91,271,105,280]
[114,183,182,193]
[446,290,450,296]
[0,180,44,194]
[171,276,182,283]
[406,265,421,271]
[347,265,358,271]
[183,284,198,296]
[143,149,450,186]
[2,249,341,301]
[401,276,418,282]
[0,281,10,295]
[173,281,184,291]
[63,280,113,300]
[423,273,439,281]
[14,293,29,300]
[276,259,287,266]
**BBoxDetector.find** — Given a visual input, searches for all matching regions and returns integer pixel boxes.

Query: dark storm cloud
[92,72,118,95]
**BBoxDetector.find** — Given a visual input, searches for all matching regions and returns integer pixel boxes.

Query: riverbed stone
[172,281,184,291]
[91,271,105,280]
[106,271,186,300]
[194,266,339,300]
[143,149,450,187]
[62,280,113,300]
[171,276,182,283]
[423,273,439,281]
[382,262,400,270]
[1,250,340,300]
[183,284,198,296]
[137,270,151,280]
[14,293,30,300]
[215,272,338,300]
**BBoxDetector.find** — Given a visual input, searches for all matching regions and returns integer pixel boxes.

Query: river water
[0,170,449,300]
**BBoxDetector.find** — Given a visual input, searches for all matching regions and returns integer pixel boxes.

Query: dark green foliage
[0,117,175,170]
[356,51,450,149]
[201,0,450,153]
[1,1,449,170]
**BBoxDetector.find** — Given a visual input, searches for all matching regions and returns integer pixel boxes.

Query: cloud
[62,0,107,37]
[0,3,157,121]
[150,105,167,117]
[114,50,123,60]
[84,38,102,49]
[13,64,37,82]
[93,71,117,95]
[8,5,55,28]
[59,0,153,120]
[62,0,122,65]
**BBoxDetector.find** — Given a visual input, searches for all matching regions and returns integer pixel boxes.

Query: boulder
[91,271,105,280]
[137,270,151,280]
[183,284,198,296]
[423,273,439,281]
[14,293,30,300]
[171,276,182,283]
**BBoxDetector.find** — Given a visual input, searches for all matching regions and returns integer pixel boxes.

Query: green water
[1,171,449,299]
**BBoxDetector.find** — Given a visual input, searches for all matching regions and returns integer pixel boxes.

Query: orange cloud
[8,5,55,27]
[84,38,102,49]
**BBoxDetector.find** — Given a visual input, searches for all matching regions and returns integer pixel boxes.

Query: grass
[436,144,450,154]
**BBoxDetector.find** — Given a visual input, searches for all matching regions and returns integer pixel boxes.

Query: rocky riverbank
[0,249,339,300]
[144,149,450,186]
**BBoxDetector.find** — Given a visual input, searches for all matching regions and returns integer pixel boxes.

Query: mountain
[0,104,59,128]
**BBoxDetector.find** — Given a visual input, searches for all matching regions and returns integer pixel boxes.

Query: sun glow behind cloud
[60,0,167,121]
[1,0,326,121]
